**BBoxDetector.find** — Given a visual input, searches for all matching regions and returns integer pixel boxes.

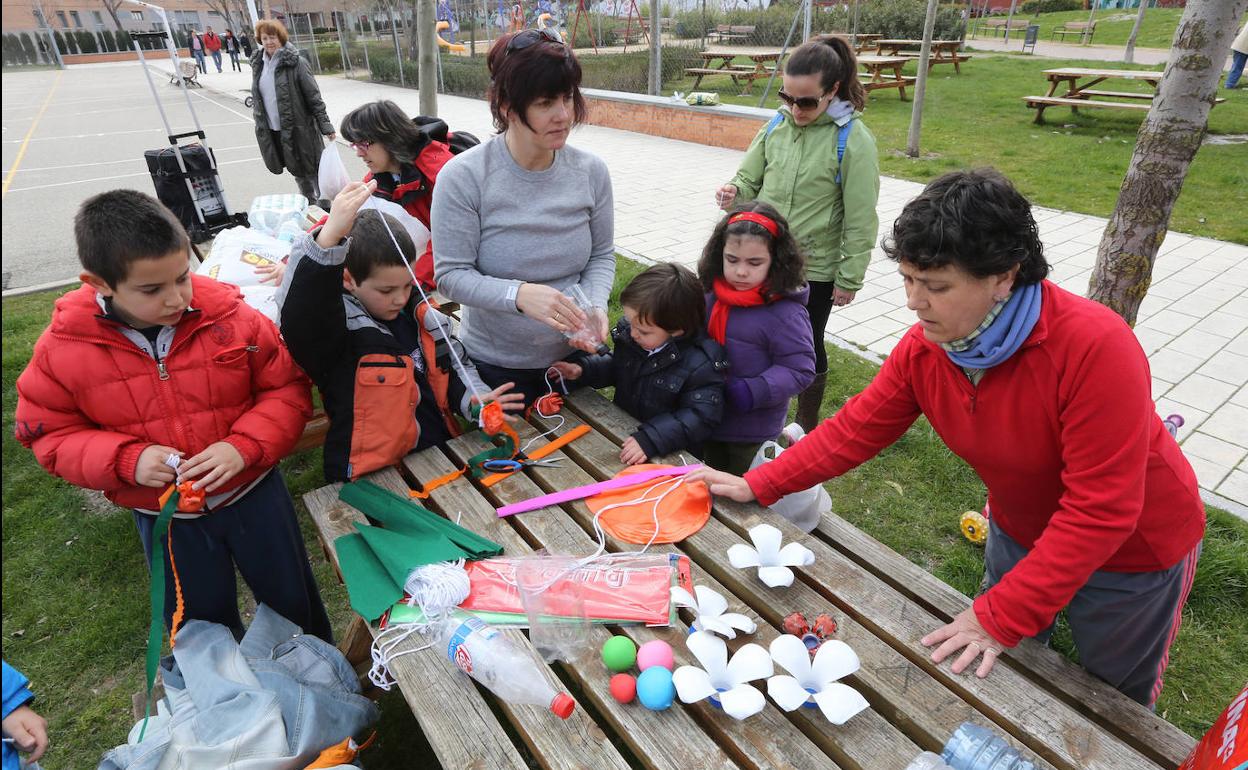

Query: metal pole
[389,5,407,85]
[756,0,804,107]
[648,0,661,95]
[1003,0,1018,44]
[850,0,859,44]
[33,0,65,67]
[802,0,811,43]
[1082,2,1096,45]
[906,0,939,157]
[338,10,352,76]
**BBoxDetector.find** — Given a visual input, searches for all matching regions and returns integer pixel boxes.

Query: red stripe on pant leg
[1150,546,1200,705]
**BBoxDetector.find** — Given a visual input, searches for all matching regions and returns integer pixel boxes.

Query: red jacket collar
[50,274,242,341]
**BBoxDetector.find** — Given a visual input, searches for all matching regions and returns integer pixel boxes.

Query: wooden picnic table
[303,388,1197,770]
[858,54,914,100]
[685,49,785,95]
[873,39,972,74]
[1025,67,1224,124]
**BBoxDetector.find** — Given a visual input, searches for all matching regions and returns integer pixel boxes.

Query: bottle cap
[550,692,575,719]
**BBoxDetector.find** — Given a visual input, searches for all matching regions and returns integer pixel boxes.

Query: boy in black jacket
[278,180,522,481]
[552,263,728,465]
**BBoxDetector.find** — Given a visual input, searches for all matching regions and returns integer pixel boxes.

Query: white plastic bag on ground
[247,194,308,237]
[749,424,831,533]
[358,197,431,257]
[318,144,352,201]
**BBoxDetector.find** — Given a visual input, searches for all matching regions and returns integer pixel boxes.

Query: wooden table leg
[339,615,373,667]
[896,65,908,100]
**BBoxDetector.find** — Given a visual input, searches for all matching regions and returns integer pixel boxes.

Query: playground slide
[436,21,466,53]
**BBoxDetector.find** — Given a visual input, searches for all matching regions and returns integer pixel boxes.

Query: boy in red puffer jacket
[14,190,332,642]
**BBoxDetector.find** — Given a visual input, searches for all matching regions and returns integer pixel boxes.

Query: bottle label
[445,616,497,674]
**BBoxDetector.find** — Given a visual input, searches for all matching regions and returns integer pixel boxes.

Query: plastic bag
[358,197,431,257]
[318,144,352,202]
[247,194,308,237]
[749,424,830,532]
[516,554,592,664]
[198,226,291,288]
[686,91,720,106]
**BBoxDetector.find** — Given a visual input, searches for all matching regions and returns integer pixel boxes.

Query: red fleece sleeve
[224,312,313,469]
[745,333,923,505]
[973,328,1154,647]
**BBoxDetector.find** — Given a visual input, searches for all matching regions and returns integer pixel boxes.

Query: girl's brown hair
[697,201,806,295]
[486,31,587,133]
[785,35,865,111]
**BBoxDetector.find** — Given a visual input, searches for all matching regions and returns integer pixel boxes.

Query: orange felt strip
[168,524,186,648]
[481,424,591,488]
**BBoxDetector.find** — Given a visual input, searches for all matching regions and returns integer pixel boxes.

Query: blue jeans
[210,49,222,71]
[191,49,205,73]
[1227,49,1247,88]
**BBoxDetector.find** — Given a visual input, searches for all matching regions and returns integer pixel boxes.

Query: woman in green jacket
[716,35,880,431]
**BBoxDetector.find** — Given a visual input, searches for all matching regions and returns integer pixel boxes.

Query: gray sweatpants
[983,523,1201,707]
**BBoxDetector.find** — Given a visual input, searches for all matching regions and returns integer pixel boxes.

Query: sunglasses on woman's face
[777,90,827,111]
[506,27,564,52]
[350,140,373,152]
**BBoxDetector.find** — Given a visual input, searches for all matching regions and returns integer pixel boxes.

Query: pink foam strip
[495,464,704,517]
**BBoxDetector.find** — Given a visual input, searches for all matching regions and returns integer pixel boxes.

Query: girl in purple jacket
[697,202,816,474]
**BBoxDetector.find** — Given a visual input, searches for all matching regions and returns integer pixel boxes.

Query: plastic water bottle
[562,284,609,356]
[942,723,1037,770]
[1163,414,1184,439]
[275,218,305,244]
[906,751,955,770]
[435,614,576,719]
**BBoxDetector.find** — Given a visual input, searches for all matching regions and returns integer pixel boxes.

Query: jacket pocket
[348,354,419,479]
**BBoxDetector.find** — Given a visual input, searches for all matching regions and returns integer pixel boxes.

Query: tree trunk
[906,0,940,156]
[1123,0,1148,63]
[1003,0,1018,43]
[1087,0,1248,325]
[417,0,437,114]
[102,1,125,31]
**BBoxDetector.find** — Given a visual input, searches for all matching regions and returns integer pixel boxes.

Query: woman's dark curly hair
[697,200,806,295]
[882,168,1049,285]
[339,100,426,167]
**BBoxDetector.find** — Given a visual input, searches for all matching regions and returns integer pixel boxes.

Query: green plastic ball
[601,635,637,672]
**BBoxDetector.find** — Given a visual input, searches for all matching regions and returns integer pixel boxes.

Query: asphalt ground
[1,62,367,292]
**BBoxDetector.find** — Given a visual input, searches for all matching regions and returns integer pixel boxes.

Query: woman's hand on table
[686,468,756,502]
[516,283,586,335]
[316,180,376,248]
[922,606,1010,679]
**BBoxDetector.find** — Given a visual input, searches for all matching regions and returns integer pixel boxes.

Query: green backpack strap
[138,488,180,742]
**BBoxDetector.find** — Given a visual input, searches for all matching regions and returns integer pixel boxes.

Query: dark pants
[983,523,1200,706]
[191,49,206,73]
[228,50,241,71]
[133,469,333,644]
[268,129,319,204]
[806,280,835,374]
[473,358,570,408]
[702,439,763,477]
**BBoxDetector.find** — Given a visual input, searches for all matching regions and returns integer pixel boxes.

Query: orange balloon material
[587,464,711,545]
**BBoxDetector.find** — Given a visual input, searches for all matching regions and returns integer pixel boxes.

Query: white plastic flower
[670,585,757,639]
[672,631,773,720]
[767,635,869,725]
[727,523,815,587]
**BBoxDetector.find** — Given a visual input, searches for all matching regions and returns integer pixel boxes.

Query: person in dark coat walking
[239,31,253,57]
[224,28,242,71]
[552,263,728,465]
[250,19,335,204]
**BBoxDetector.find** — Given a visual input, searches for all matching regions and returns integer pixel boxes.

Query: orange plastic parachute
[586,464,711,544]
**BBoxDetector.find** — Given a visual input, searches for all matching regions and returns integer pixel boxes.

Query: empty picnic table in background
[858,54,914,100]
[302,387,1196,770]
[832,31,883,53]
[1024,67,1226,124]
[873,39,972,74]
[685,49,786,95]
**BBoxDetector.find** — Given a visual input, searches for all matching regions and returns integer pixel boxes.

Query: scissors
[482,457,564,473]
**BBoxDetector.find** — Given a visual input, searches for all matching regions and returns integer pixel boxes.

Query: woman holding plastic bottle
[691,168,1206,708]
[432,28,614,407]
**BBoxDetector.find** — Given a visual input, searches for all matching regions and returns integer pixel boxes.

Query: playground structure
[436,21,467,52]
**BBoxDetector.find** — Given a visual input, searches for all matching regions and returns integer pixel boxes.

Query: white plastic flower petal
[766,636,868,725]
[727,524,816,588]
[670,585,757,638]
[672,631,773,720]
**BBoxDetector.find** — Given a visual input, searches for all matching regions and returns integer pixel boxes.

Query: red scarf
[708,277,769,345]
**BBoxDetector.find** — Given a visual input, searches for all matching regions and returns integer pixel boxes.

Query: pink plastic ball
[609,673,636,704]
[635,639,675,672]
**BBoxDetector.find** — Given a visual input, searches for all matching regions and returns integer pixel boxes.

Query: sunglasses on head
[777,90,827,111]
[507,27,564,52]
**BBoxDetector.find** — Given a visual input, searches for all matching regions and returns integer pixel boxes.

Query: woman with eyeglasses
[716,35,880,432]
[432,29,615,407]
[339,100,471,289]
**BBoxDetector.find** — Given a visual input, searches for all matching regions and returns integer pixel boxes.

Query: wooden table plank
[303,482,532,770]
[401,445,743,770]
[563,390,1166,770]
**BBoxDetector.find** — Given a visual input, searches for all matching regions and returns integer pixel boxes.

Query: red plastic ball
[609,673,636,704]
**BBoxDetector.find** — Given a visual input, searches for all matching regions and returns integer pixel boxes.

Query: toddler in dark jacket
[552,263,728,465]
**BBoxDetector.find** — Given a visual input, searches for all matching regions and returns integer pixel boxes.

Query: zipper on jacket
[157,360,170,380]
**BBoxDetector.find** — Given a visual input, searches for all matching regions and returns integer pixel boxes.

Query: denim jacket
[98,605,377,769]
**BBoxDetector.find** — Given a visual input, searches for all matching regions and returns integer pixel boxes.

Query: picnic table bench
[858,54,915,100]
[706,24,755,44]
[303,387,1197,770]
[1052,19,1096,43]
[873,39,972,74]
[1024,67,1225,124]
[685,49,784,95]
[975,17,1031,38]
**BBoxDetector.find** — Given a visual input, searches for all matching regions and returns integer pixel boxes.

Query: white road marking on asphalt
[5,156,262,192]
[4,145,255,174]
[1,121,250,143]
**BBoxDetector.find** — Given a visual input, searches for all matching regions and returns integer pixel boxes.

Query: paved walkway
[965,36,1173,65]
[160,63,1248,513]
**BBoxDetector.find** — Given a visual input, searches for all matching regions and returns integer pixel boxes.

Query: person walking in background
[1225,19,1248,88]
[189,29,206,73]
[250,19,336,205]
[203,26,223,72]
[716,35,880,432]
[224,28,242,71]
[239,30,253,57]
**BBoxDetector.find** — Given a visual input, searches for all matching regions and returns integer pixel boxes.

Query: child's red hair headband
[727,211,779,237]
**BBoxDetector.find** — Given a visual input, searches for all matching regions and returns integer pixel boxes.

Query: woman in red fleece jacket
[692,169,1205,706]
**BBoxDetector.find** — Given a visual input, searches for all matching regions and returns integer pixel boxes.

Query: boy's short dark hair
[882,168,1050,285]
[75,189,189,288]
[620,263,706,335]
[345,209,417,282]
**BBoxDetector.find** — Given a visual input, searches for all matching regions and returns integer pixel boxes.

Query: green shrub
[367,49,404,85]
[314,41,343,72]
[74,30,97,53]
[20,32,38,63]
[440,53,490,97]
[1021,0,1081,12]
[3,34,17,65]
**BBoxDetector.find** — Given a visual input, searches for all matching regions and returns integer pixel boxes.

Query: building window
[70,10,82,27]
[131,10,144,20]
[33,8,46,24]
[93,10,104,26]
[57,10,69,27]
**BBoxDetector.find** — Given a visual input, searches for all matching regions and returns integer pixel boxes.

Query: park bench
[1052,20,1096,43]
[976,17,1031,38]
[707,24,755,43]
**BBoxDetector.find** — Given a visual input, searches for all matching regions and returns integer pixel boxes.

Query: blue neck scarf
[944,282,1043,370]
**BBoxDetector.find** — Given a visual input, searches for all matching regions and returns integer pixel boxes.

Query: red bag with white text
[1178,681,1248,769]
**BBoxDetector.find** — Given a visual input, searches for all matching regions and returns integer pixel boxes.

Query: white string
[518,368,567,456]
[368,559,472,690]
[374,208,488,418]
[368,623,433,690]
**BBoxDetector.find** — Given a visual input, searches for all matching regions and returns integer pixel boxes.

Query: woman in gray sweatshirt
[432,29,615,406]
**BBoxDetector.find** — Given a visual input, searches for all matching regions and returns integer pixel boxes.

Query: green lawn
[3,264,1246,767]
[669,52,1248,245]
[971,7,1186,50]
